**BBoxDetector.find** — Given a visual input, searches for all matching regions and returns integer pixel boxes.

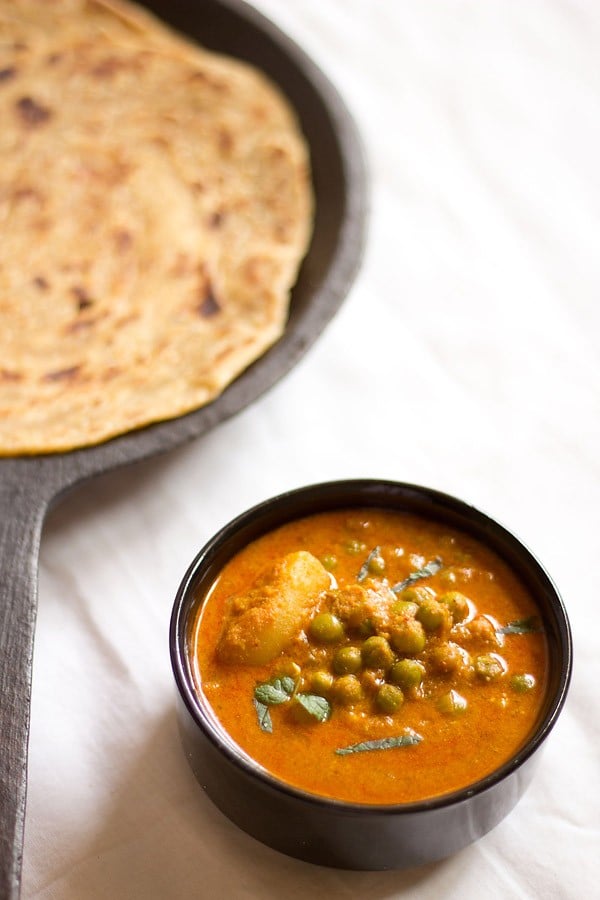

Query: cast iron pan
[0,1,368,895]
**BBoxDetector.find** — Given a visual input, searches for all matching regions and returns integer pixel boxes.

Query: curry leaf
[357,546,381,582]
[253,698,273,733]
[295,693,331,722]
[497,616,542,635]
[254,676,295,706]
[335,730,423,756]
[391,557,443,594]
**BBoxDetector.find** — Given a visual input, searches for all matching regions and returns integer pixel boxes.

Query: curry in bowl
[172,480,571,868]
[189,507,548,805]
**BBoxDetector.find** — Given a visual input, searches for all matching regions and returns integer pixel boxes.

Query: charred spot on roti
[112,229,133,253]
[244,256,273,287]
[251,104,269,123]
[218,128,234,154]
[1,369,22,383]
[71,286,94,311]
[32,216,51,233]
[207,210,225,229]
[91,56,122,78]
[188,69,229,93]
[13,187,44,206]
[0,67,17,83]
[198,281,221,318]
[15,96,52,126]
[102,366,122,381]
[90,54,143,79]
[65,316,103,335]
[32,276,49,291]
[42,366,82,383]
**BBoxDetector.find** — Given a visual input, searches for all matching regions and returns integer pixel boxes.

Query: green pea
[309,612,345,643]
[400,586,435,605]
[320,553,338,571]
[368,553,386,575]
[416,598,447,632]
[390,618,426,655]
[310,670,334,695]
[358,618,376,637]
[361,636,395,669]
[333,675,363,706]
[475,654,507,682]
[345,539,367,555]
[375,683,404,714]
[510,673,536,693]
[333,646,362,675]
[429,642,468,675]
[391,599,419,618]
[389,658,425,689]
[439,591,470,624]
[437,689,468,715]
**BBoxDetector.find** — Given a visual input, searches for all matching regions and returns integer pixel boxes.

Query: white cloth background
[22,1,599,897]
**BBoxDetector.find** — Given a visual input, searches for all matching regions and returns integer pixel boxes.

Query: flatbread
[0,0,313,454]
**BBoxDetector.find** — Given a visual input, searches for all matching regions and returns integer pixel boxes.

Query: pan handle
[0,461,56,899]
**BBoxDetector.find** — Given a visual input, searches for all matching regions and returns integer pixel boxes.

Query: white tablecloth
[23,1,599,897]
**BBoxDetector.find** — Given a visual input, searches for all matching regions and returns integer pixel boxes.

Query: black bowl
[169,479,572,870]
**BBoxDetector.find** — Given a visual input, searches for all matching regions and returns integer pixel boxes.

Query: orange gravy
[190,510,547,804]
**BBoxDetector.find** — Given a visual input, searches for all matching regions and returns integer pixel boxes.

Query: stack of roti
[0,0,313,454]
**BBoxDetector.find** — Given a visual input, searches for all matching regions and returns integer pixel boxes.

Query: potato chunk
[329,583,395,633]
[217,551,331,665]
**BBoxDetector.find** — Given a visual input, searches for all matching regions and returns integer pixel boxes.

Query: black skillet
[0,1,368,895]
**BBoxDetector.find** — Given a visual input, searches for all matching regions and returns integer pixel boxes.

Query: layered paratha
[0,0,312,454]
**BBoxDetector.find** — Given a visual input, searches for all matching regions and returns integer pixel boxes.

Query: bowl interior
[171,479,572,810]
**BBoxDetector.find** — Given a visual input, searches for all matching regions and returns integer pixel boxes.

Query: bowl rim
[170,478,573,815]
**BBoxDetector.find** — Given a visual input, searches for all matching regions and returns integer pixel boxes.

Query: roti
[0,0,313,455]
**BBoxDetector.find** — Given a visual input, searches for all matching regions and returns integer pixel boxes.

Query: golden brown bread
[0,0,312,454]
